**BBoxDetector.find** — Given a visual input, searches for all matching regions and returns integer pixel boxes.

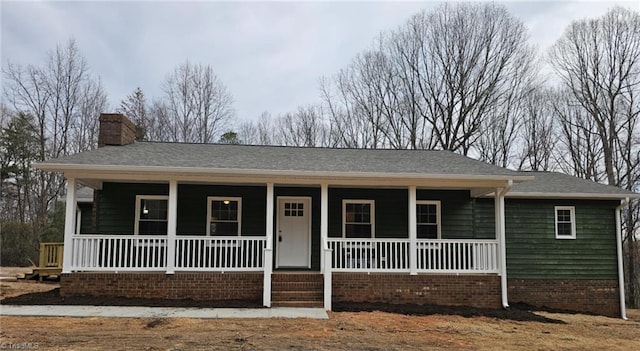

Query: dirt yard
[1,280,639,350]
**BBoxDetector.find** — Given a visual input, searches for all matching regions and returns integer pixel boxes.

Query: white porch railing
[328,238,499,273]
[69,235,266,272]
[70,235,167,271]
[175,236,266,271]
[328,238,410,272]
[416,239,499,273]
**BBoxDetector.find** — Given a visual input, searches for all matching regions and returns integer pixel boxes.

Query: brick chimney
[98,113,136,147]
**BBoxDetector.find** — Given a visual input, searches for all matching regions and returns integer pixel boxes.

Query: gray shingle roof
[510,171,638,198]
[37,142,524,177]
[36,143,638,198]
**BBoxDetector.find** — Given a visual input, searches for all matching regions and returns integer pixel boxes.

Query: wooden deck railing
[39,242,64,268]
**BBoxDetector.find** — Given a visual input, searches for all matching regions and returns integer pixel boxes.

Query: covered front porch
[60,172,514,310]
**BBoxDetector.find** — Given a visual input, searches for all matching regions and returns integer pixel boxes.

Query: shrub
[0,221,39,266]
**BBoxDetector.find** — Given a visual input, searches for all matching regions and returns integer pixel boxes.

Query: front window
[417,201,441,239]
[135,196,168,235]
[207,197,242,236]
[343,200,375,238]
[555,206,576,239]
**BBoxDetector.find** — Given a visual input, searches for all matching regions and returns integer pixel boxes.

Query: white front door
[277,197,311,268]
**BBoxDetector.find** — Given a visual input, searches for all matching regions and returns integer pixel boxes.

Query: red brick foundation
[332,273,501,309]
[508,279,620,317]
[60,272,263,301]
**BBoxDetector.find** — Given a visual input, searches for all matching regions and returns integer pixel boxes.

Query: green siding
[97,182,266,236]
[327,189,480,239]
[78,203,93,234]
[97,182,168,234]
[503,199,618,279]
[473,199,496,239]
[418,190,482,239]
[177,184,266,236]
[328,188,408,238]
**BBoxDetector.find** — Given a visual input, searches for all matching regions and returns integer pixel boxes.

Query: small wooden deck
[33,242,64,280]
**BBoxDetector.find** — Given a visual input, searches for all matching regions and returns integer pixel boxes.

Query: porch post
[320,183,331,310]
[263,182,274,307]
[166,180,178,274]
[495,187,509,308]
[320,184,329,273]
[62,177,77,273]
[409,186,417,275]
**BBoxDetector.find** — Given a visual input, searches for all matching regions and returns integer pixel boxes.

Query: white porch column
[62,177,77,274]
[166,180,178,274]
[263,183,274,307]
[409,186,417,275]
[320,184,329,273]
[320,183,331,310]
[495,187,509,308]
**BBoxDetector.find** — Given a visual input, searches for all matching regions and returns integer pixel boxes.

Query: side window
[343,200,375,238]
[417,201,441,239]
[555,206,576,239]
[207,197,242,236]
[135,195,169,235]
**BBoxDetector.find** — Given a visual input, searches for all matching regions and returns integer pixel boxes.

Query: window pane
[346,202,371,224]
[139,221,168,235]
[140,199,167,220]
[417,204,437,224]
[557,209,571,222]
[417,224,438,239]
[210,222,239,236]
[557,222,572,236]
[211,200,238,221]
[346,224,372,238]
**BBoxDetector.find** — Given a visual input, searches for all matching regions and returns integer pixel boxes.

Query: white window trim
[554,206,576,239]
[417,200,442,239]
[342,199,375,238]
[134,195,169,235]
[206,196,242,236]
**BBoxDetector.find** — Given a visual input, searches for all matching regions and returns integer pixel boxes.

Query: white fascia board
[34,163,534,183]
[504,191,640,200]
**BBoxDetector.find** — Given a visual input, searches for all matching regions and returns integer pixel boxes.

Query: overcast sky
[2,1,638,124]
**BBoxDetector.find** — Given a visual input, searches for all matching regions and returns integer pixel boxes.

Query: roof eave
[34,162,532,182]
[505,191,640,200]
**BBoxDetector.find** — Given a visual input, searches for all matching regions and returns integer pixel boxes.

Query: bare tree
[2,39,107,230]
[516,88,558,171]
[162,61,235,143]
[146,99,173,142]
[550,7,640,186]
[273,105,329,147]
[550,6,640,306]
[321,3,534,153]
[118,87,148,140]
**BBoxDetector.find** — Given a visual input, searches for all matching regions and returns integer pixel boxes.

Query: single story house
[35,114,639,318]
